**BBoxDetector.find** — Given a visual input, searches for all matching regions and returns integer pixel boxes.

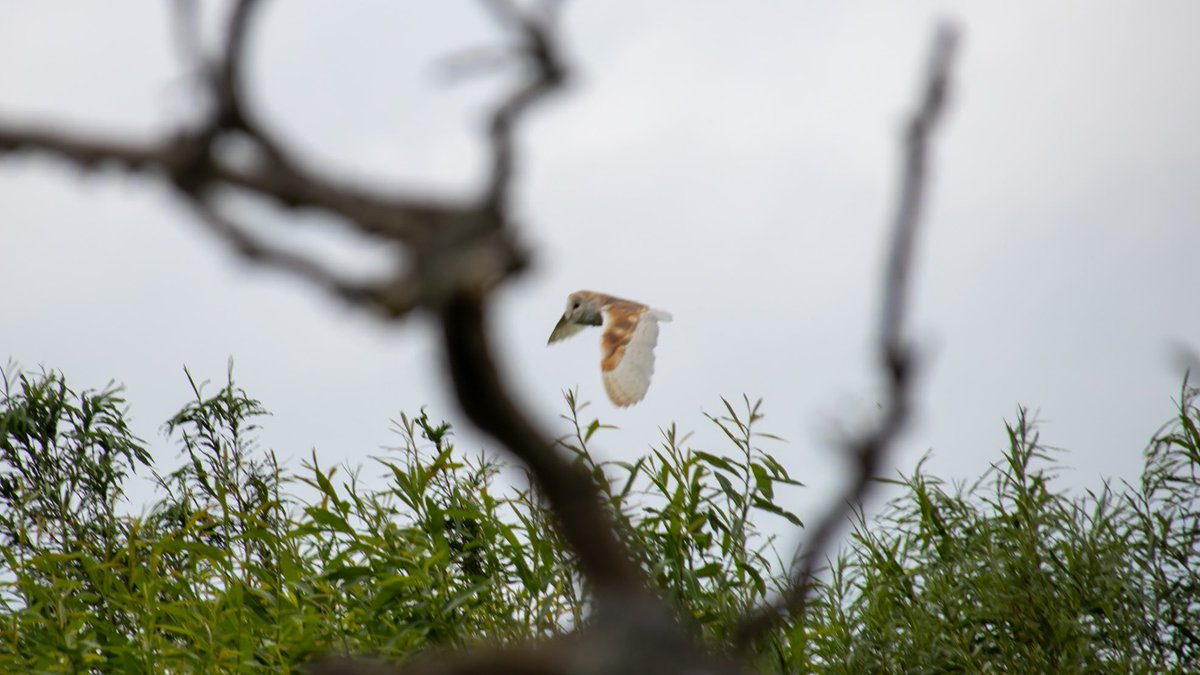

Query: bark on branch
[0,3,961,672]
[0,0,644,604]
[733,22,961,650]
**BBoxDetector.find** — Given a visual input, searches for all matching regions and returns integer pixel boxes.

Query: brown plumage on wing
[548,290,672,407]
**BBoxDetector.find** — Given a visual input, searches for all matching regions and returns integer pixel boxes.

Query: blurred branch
[2,1,963,671]
[0,0,645,614]
[733,22,961,649]
[479,0,566,213]
[185,196,394,311]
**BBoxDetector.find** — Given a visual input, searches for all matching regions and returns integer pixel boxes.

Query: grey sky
[2,2,1199,532]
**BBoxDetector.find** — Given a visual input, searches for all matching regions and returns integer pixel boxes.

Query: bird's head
[548,291,604,344]
[564,292,604,325]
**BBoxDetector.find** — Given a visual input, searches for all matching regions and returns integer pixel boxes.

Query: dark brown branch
[440,290,645,591]
[213,0,297,167]
[0,4,641,600]
[0,120,450,242]
[1,2,963,671]
[733,22,960,650]
[480,0,567,213]
[185,195,414,314]
[211,159,454,239]
[880,25,957,354]
[0,124,166,172]
[218,0,263,108]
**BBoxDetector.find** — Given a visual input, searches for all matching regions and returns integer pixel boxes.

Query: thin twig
[185,195,403,311]
[0,117,442,240]
[733,22,961,650]
[211,0,263,126]
[479,0,567,214]
[0,124,168,172]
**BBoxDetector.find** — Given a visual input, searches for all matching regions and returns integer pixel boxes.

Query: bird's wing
[600,301,666,406]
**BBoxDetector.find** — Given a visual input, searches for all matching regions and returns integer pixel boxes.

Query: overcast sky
[2,2,1199,538]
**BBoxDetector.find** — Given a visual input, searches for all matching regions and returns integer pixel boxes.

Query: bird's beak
[548,315,572,344]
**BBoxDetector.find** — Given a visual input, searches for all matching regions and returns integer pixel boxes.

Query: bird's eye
[572,301,580,309]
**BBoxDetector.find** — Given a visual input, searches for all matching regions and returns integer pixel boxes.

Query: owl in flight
[548,290,672,407]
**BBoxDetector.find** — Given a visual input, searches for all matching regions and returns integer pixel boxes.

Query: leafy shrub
[0,365,1197,672]
[796,381,1200,673]
[0,367,799,672]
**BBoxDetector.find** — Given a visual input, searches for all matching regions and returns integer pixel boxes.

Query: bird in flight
[548,290,672,407]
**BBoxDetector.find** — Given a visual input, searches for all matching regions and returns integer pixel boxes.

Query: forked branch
[0,0,643,607]
[0,3,961,673]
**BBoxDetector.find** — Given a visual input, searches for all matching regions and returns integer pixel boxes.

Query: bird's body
[548,290,671,407]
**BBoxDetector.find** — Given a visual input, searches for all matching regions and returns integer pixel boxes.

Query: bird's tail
[651,309,673,322]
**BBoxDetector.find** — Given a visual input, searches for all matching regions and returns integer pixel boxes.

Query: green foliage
[795,381,1200,673]
[1,364,1198,673]
[557,392,802,643]
[0,368,798,672]
[0,366,153,672]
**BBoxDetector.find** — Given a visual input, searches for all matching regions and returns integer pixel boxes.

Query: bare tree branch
[0,0,643,599]
[218,0,263,106]
[1,2,963,672]
[479,0,567,213]
[0,124,166,172]
[733,22,961,650]
[185,195,398,311]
